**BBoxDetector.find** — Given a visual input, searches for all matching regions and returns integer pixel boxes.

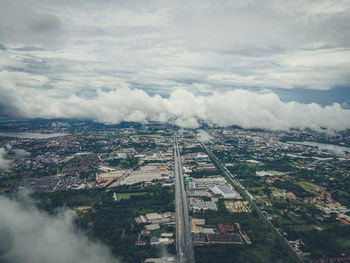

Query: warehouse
[210,185,238,199]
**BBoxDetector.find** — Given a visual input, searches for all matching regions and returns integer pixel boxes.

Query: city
[0,119,349,263]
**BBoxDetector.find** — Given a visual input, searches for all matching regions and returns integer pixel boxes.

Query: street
[174,133,195,263]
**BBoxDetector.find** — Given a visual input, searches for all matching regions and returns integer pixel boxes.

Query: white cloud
[197,130,213,143]
[0,145,29,170]
[0,195,117,263]
[1,0,350,94]
[1,73,350,131]
[0,148,10,170]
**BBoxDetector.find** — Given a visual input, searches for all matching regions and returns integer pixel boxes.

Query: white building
[210,185,237,199]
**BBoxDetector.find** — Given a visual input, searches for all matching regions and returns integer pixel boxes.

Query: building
[190,218,205,233]
[144,257,175,263]
[210,185,238,199]
[145,224,160,230]
[150,237,174,245]
[190,219,248,246]
[191,200,217,212]
[206,233,243,244]
[217,224,235,234]
[146,213,162,222]
[161,233,173,238]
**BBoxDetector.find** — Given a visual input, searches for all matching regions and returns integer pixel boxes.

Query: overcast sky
[1,0,350,130]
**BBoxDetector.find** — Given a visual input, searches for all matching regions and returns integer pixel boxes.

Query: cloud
[0,0,64,47]
[197,130,213,143]
[0,195,117,263]
[0,145,29,170]
[9,147,29,158]
[0,0,350,95]
[1,74,350,131]
[341,101,350,109]
[0,148,10,170]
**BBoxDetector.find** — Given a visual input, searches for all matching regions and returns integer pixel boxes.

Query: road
[200,142,304,263]
[174,133,195,263]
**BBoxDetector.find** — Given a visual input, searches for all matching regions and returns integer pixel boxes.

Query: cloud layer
[1,0,350,92]
[1,78,350,131]
[0,195,116,263]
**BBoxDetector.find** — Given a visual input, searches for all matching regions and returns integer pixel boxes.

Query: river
[0,132,68,139]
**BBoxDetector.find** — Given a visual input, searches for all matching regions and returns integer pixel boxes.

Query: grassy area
[290,224,318,231]
[149,225,175,238]
[285,225,350,260]
[247,186,265,192]
[32,190,100,212]
[331,189,350,207]
[133,134,162,137]
[273,214,307,226]
[115,192,147,200]
[298,181,319,191]
[289,222,344,232]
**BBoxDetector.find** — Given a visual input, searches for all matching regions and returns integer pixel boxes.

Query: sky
[0,0,350,130]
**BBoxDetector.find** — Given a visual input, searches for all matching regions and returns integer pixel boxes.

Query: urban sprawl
[0,119,349,263]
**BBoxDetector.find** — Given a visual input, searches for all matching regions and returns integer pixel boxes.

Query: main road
[174,132,195,263]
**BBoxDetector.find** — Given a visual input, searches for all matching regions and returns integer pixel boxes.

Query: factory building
[210,185,238,199]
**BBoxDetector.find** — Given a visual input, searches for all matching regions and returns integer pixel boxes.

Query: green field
[298,181,319,191]
[133,134,162,137]
[246,186,265,192]
[289,222,344,232]
[115,192,147,200]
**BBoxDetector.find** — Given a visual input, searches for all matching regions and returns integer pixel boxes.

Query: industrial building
[210,185,239,199]
[144,257,175,263]
[190,219,250,246]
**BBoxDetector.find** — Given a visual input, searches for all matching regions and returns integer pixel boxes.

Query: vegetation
[285,225,350,259]
[114,192,147,200]
[192,206,298,263]
[107,158,140,169]
[273,180,313,198]
[32,186,175,263]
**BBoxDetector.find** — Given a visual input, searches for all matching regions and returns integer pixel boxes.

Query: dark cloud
[0,72,27,118]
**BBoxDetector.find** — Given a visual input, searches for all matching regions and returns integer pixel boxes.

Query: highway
[200,142,304,263]
[174,133,195,263]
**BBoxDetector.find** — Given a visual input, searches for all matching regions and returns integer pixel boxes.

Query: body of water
[288,141,350,156]
[0,132,68,139]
